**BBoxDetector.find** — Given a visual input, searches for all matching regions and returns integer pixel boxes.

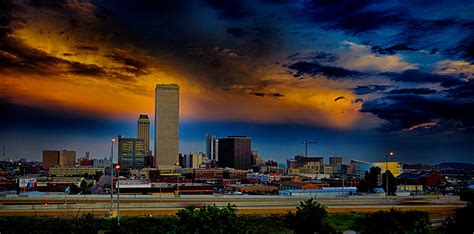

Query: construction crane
[301,140,318,157]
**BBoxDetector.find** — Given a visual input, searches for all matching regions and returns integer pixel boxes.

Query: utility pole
[301,140,318,157]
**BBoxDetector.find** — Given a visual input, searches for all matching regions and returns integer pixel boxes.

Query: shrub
[439,205,474,234]
[176,204,238,234]
[285,198,337,234]
[352,209,430,234]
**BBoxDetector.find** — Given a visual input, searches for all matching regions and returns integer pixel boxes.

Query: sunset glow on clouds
[1,0,473,162]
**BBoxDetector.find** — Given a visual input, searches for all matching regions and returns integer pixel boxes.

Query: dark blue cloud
[302,0,473,61]
[361,94,474,132]
[204,0,254,20]
[287,61,361,79]
[446,80,474,100]
[382,69,467,87]
[371,44,416,55]
[302,0,405,34]
[287,51,339,63]
[388,88,437,95]
[352,85,391,95]
[451,32,474,62]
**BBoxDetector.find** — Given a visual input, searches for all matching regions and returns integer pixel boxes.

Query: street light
[110,138,115,216]
[386,151,395,199]
[115,164,121,226]
[175,162,180,196]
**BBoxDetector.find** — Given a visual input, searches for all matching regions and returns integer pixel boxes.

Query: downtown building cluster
[0,84,473,197]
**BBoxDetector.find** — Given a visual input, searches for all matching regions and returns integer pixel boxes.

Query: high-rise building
[137,114,151,156]
[205,134,218,161]
[218,136,252,170]
[329,156,342,167]
[59,150,76,167]
[155,84,180,168]
[118,135,146,169]
[183,152,206,168]
[43,150,60,169]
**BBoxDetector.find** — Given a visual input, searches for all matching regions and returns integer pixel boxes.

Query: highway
[0,195,465,217]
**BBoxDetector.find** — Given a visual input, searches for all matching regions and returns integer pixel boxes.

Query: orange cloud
[0,1,365,130]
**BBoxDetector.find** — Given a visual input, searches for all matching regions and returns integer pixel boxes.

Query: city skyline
[1,0,473,164]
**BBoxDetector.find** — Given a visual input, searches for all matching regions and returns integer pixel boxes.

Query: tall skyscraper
[118,135,146,169]
[218,136,252,170]
[155,84,180,168]
[205,134,218,161]
[137,114,151,155]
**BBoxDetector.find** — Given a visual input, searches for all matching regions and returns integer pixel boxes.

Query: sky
[1,0,473,164]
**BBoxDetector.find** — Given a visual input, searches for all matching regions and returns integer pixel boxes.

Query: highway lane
[0,204,463,217]
[0,195,465,217]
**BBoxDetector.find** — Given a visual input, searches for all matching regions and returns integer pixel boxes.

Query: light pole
[386,152,395,199]
[341,174,345,200]
[115,164,121,226]
[175,162,180,196]
[110,138,115,215]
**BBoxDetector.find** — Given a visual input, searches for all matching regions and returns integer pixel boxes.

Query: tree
[94,171,103,181]
[357,167,381,193]
[460,190,474,207]
[382,170,398,195]
[440,191,474,233]
[68,183,81,194]
[80,180,91,194]
[353,209,430,234]
[176,204,238,233]
[285,198,336,234]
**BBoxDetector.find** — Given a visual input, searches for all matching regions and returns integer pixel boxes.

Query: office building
[137,114,151,156]
[183,152,206,168]
[59,150,76,167]
[155,84,180,168]
[43,150,60,169]
[42,150,76,168]
[348,160,371,178]
[205,134,218,161]
[118,135,146,169]
[218,136,252,170]
[294,156,324,168]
